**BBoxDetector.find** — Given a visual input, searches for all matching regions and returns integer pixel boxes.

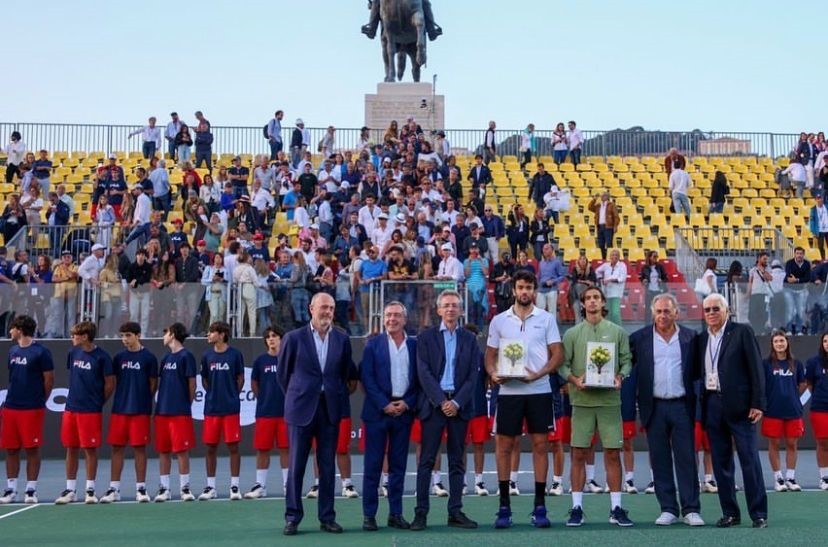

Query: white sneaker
[702,479,718,493]
[624,480,638,494]
[306,485,319,499]
[644,481,655,494]
[655,512,679,526]
[180,487,195,502]
[684,512,705,526]
[99,488,119,504]
[585,479,602,494]
[84,489,98,504]
[342,484,359,498]
[603,484,610,493]
[475,482,489,496]
[229,486,242,501]
[774,478,788,492]
[380,483,388,497]
[547,481,563,496]
[136,487,150,503]
[55,489,76,505]
[432,482,449,497]
[154,487,170,502]
[785,478,802,492]
[198,486,217,501]
[461,483,467,496]
[23,490,37,504]
[820,477,828,491]
[0,489,17,504]
[244,484,267,499]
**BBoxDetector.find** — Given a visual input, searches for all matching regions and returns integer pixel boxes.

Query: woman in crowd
[805,332,828,490]
[1,193,27,244]
[515,249,535,274]
[763,331,806,492]
[98,253,123,337]
[709,171,730,214]
[201,252,227,326]
[639,250,667,322]
[552,122,569,166]
[95,194,117,249]
[490,252,515,314]
[463,244,489,329]
[175,124,193,165]
[569,253,596,323]
[507,204,529,258]
[199,173,221,214]
[233,250,261,337]
[150,249,176,335]
[289,251,311,327]
[416,257,435,329]
[528,207,551,260]
[383,120,399,146]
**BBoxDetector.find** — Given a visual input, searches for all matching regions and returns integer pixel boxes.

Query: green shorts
[570,405,623,449]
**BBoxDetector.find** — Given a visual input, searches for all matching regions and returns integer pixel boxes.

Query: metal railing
[677,226,794,272]
[0,122,800,159]
[5,224,126,263]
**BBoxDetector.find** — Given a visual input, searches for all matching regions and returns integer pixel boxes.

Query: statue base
[364,82,445,136]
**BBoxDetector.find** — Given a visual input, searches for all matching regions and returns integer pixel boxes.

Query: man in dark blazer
[277,292,354,535]
[467,154,492,189]
[630,294,703,527]
[696,293,768,529]
[411,290,480,531]
[360,301,419,532]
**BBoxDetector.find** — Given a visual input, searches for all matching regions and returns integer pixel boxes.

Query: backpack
[263,123,270,139]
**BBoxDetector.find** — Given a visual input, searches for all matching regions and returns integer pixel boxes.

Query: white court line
[0,504,38,521]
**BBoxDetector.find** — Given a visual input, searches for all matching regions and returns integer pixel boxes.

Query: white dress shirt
[129,125,162,148]
[652,328,685,399]
[595,261,627,298]
[668,168,691,195]
[567,129,583,150]
[387,335,410,398]
[133,193,152,225]
[165,121,182,140]
[438,256,464,281]
[252,187,275,212]
[5,141,26,165]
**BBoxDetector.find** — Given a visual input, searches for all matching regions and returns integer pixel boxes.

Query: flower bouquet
[584,341,616,388]
[497,339,528,379]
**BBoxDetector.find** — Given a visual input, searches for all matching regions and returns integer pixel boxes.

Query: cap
[91,243,106,252]
[440,243,453,252]
[383,157,391,164]
[61,249,73,256]
[296,118,304,125]
[340,181,350,188]
[108,153,117,160]
[196,240,206,246]
[238,195,250,202]
[469,242,479,249]
[771,259,782,268]
[253,233,265,241]
[131,184,143,191]
[309,223,319,230]
[395,213,406,223]
[377,213,389,220]
[171,218,183,225]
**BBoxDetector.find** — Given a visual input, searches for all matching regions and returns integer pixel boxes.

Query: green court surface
[0,492,822,546]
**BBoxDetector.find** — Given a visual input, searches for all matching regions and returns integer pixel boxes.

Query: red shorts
[202,414,241,445]
[623,420,637,441]
[468,415,492,444]
[558,416,572,445]
[809,411,828,439]
[0,408,46,449]
[410,418,447,444]
[253,417,289,451]
[107,413,151,447]
[761,417,805,439]
[154,415,195,453]
[694,422,711,451]
[547,417,565,443]
[337,418,353,454]
[61,411,103,449]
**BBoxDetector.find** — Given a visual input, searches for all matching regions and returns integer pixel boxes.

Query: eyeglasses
[703,306,721,313]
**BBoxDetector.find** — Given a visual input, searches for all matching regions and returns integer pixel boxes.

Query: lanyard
[707,333,724,373]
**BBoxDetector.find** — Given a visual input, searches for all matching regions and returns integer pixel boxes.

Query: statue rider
[362,0,442,41]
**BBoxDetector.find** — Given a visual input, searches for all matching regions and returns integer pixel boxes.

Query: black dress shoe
[410,513,427,531]
[362,517,378,531]
[320,521,343,533]
[752,518,768,529]
[447,511,478,529]
[388,514,411,529]
[283,521,299,536]
[715,516,741,528]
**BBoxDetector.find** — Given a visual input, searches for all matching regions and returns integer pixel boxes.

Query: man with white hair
[149,159,171,220]
[595,249,627,325]
[696,293,767,529]
[78,244,107,286]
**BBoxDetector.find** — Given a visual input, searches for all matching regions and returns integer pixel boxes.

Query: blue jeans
[153,193,171,220]
[784,288,808,333]
[553,149,567,165]
[569,148,581,166]
[167,140,176,160]
[290,288,310,326]
[195,150,212,171]
[672,192,692,217]
[142,141,157,159]
[597,226,614,259]
[709,202,724,214]
[269,140,283,160]
[177,145,191,164]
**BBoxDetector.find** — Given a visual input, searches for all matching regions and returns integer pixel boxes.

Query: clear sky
[0,0,819,133]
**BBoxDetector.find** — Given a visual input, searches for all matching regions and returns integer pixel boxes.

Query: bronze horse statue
[363,0,441,82]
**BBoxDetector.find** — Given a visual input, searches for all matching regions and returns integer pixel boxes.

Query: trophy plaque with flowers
[497,339,528,379]
[584,341,617,388]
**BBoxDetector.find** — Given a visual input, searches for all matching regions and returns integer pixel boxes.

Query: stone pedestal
[364,82,445,135]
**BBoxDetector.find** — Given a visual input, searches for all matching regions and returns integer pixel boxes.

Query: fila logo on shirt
[210,362,231,371]
[121,361,142,370]
[163,361,177,371]
[773,369,794,377]
[10,356,28,366]
[72,360,92,370]
[263,365,278,374]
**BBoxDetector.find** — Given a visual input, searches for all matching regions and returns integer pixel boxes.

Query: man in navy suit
[277,292,354,536]
[360,301,419,532]
[696,293,768,529]
[630,294,703,527]
[410,290,480,531]
[467,154,492,190]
